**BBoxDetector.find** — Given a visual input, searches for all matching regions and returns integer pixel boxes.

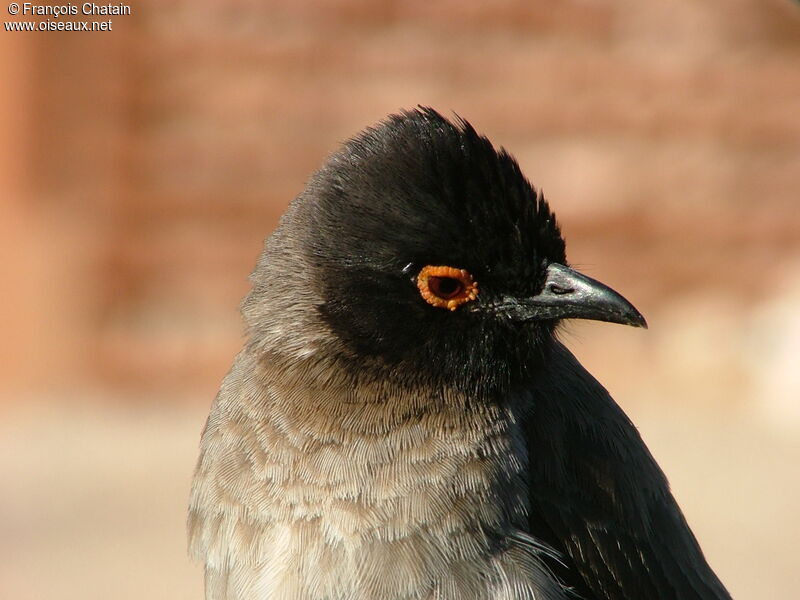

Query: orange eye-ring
[416,265,479,311]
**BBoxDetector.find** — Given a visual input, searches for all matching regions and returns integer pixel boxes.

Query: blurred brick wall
[2,0,799,397]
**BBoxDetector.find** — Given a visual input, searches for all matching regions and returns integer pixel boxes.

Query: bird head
[246,109,645,397]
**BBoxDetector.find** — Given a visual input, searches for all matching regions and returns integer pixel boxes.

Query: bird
[188,108,732,600]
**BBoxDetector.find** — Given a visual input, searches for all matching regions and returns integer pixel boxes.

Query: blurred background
[1,1,798,598]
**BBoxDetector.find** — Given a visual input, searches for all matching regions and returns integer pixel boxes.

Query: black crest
[295,108,568,395]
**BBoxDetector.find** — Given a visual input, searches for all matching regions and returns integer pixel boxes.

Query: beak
[496,263,647,328]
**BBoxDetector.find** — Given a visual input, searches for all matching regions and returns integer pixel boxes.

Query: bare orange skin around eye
[416,265,479,311]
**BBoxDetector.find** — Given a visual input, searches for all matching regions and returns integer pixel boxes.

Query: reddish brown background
[1,2,799,599]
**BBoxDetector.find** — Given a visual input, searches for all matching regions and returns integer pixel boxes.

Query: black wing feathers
[525,343,731,600]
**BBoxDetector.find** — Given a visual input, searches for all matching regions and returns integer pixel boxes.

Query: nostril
[548,284,574,295]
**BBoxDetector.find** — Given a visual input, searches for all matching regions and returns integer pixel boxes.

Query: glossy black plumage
[311,108,731,599]
[526,343,731,600]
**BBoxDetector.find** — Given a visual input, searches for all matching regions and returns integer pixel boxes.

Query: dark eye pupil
[430,276,463,299]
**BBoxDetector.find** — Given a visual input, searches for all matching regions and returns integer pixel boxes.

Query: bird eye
[416,265,479,311]
[429,276,463,299]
